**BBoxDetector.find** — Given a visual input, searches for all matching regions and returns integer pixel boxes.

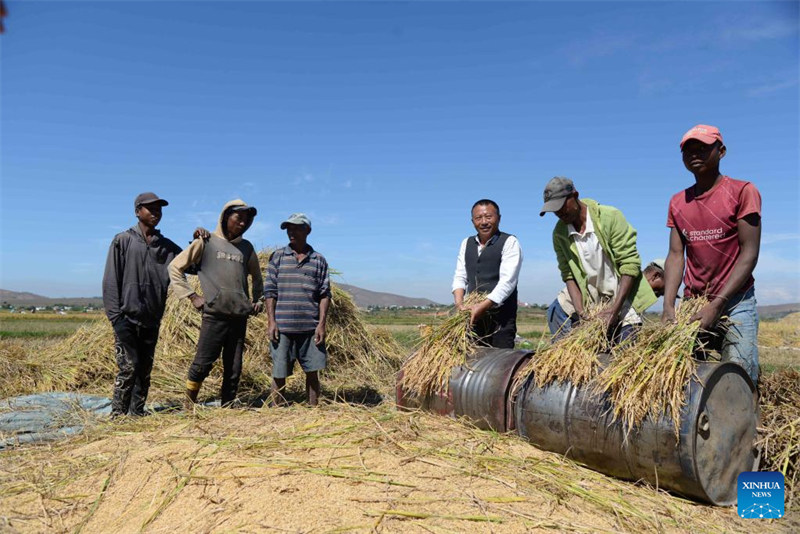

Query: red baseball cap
[680,124,723,149]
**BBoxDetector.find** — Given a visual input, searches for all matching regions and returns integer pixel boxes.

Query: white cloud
[293,172,315,186]
[316,215,340,226]
[183,210,218,226]
[761,233,800,246]
[244,220,271,243]
[756,250,800,274]
[719,18,798,44]
[755,284,800,304]
[70,262,101,275]
[562,33,637,66]
[415,241,436,253]
[748,77,799,97]
[651,16,797,53]
[395,252,450,267]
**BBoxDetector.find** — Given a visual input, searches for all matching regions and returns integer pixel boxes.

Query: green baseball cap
[280,213,311,229]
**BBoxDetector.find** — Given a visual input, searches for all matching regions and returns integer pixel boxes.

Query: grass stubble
[2,402,785,533]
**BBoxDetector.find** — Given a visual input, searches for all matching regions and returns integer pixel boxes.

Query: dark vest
[464,232,518,314]
[197,235,255,317]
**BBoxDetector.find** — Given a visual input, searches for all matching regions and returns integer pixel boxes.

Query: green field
[0,313,101,338]
[1,308,796,371]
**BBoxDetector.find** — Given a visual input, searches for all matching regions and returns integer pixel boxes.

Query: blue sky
[1,1,798,306]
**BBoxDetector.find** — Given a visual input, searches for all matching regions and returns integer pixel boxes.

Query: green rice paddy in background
[0,313,100,338]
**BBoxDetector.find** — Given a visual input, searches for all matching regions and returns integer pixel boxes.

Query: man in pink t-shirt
[663,124,762,383]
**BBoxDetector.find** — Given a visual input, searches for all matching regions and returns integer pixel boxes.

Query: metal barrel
[395,368,454,418]
[514,359,759,505]
[396,348,533,432]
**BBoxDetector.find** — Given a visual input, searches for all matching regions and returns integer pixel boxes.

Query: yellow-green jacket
[552,198,657,314]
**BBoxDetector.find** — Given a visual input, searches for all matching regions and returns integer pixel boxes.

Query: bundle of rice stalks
[593,298,707,440]
[399,292,485,398]
[758,368,800,510]
[2,249,401,403]
[511,304,609,394]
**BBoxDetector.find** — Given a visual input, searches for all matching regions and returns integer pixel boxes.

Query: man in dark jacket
[452,199,523,348]
[102,192,182,417]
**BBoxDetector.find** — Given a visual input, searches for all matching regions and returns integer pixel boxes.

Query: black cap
[230,205,257,217]
[134,192,169,208]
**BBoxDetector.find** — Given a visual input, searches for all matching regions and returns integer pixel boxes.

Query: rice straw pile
[511,304,609,394]
[593,298,707,440]
[0,339,56,397]
[0,249,402,402]
[399,292,485,398]
[758,368,800,510]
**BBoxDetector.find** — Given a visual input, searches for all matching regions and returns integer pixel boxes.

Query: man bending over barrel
[547,258,665,339]
[540,177,657,342]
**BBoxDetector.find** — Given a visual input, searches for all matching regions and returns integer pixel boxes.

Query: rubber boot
[184,380,201,412]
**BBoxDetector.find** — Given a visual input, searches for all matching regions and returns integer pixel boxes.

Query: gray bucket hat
[280,213,311,229]
[539,177,575,216]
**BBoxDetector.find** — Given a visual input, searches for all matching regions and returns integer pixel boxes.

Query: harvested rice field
[2,404,796,534]
[1,303,798,532]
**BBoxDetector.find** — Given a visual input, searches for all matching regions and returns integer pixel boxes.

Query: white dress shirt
[452,234,523,307]
[567,213,641,325]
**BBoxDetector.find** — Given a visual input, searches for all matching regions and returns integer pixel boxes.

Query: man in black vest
[452,199,523,348]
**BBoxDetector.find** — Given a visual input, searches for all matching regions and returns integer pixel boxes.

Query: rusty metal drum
[514,359,759,505]
[396,348,533,432]
[395,368,454,418]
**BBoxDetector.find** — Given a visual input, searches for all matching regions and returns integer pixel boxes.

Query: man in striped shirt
[265,213,331,406]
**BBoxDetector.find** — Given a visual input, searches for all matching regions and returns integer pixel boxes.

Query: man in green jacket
[540,177,657,341]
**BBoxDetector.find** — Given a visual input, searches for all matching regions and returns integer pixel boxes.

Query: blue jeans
[547,298,573,340]
[719,287,759,384]
[546,299,637,344]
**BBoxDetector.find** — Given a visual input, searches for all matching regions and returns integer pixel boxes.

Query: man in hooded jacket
[169,199,264,408]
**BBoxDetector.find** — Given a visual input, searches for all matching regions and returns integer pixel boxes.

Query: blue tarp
[0,392,112,449]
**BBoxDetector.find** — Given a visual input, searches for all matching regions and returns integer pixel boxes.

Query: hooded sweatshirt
[102,224,183,328]
[168,199,264,317]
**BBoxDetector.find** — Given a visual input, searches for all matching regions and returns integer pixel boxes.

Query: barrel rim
[688,361,757,506]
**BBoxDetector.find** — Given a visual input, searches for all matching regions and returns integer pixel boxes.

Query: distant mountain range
[1,285,443,310]
[757,303,800,320]
[3,288,797,315]
[0,290,104,308]
[335,284,441,308]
